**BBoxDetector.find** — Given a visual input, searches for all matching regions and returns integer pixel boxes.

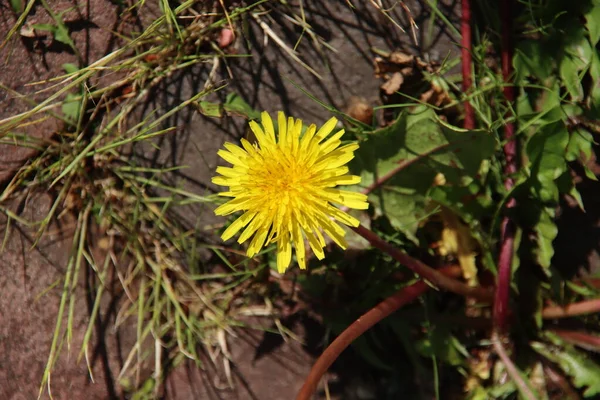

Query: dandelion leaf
[533,332,600,397]
[351,107,495,242]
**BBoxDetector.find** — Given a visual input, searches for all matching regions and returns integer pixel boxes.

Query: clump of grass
[0,0,332,396]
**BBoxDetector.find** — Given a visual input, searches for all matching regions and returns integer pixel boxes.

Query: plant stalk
[461,0,475,129]
[296,265,462,400]
[352,225,493,302]
[493,0,517,335]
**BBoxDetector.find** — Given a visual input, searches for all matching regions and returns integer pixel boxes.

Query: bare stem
[461,0,474,129]
[352,225,493,302]
[492,335,538,400]
[493,0,517,335]
[550,329,600,351]
[542,299,600,319]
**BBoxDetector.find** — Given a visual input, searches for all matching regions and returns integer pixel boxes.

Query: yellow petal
[216,166,241,178]
[319,129,345,155]
[290,118,302,155]
[214,197,250,216]
[211,176,231,186]
[240,138,258,155]
[247,227,269,257]
[319,174,361,187]
[276,233,292,273]
[238,213,266,244]
[249,120,269,145]
[313,146,358,171]
[321,189,369,210]
[299,124,317,152]
[277,112,287,145]
[314,116,337,143]
[221,211,256,241]
[217,149,244,166]
[291,218,306,269]
[304,229,325,260]
[317,217,348,250]
[261,111,276,142]
[223,142,248,159]
[326,205,361,227]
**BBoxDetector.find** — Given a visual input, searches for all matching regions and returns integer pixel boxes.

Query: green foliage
[310,0,600,397]
[351,107,495,242]
[533,333,600,397]
[198,93,261,120]
[3,0,600,397]
[9,0,21,13]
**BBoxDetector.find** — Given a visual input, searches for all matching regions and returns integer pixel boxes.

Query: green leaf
[565,30,593,68]
[590,51,600,113]
[560,56,584,101]
[31,23,57,33]
[351,108,495,241]
[198,101,223,118]
[533,207,558,269]
[566,128,597,181]
[585,5,600,46]
[533,333,600,397]
[53,26,72,46]
[526,121,569,203]
[62,93,81,123]
[31,23,74,48]
[415,326,465,367]
[513,40,554,81]
[9,0,21,12]
[223,93,260,120]
[62,63,79,74]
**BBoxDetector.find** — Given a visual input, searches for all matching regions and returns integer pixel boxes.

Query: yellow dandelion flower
[212,111,369,273]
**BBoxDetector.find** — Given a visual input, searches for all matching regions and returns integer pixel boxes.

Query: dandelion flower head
[212,112,369,273]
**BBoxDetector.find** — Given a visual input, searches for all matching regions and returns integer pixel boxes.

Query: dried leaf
[438,207,479,285]
[381,72,404,95]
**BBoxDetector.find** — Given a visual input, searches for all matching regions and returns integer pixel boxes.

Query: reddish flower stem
[461,0,475,129]
[550,329,600,351]
[493,0,517,335]
[296,265,462,400]
[542,299,600,319]
[492,335,538,400]
[352,225,494,302]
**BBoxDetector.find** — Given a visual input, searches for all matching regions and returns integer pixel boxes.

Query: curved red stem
[296,266,462,400]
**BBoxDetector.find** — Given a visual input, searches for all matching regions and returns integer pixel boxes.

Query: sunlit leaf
[62,93,81,123]
[526,121,569,204]
[198,101,223,118]
[533,207,558,269]
[533,333,600,397]
[585,5,600,46]
[223,93,260,120]
[351,107,495,242]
